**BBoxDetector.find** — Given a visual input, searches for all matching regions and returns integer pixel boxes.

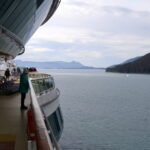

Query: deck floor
[0,93,30,150]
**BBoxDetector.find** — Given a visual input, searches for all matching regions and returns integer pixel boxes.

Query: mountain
[106,53,150,73]
[121,56,141,64]
[106,56,141,69]
[14,60,99,69]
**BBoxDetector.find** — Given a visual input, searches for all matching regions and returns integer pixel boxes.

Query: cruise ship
[0,1,63,150]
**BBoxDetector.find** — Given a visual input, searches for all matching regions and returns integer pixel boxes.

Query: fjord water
[40,69,150,150]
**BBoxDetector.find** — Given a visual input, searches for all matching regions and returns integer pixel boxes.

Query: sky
[17,0,150,67]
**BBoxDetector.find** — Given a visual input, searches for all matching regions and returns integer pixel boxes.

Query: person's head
[23,68,29,74]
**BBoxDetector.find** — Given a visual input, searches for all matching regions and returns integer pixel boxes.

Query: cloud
[26,46,54,52]
[65,50,102,59]
[18,0,150,67]
[31,26,104,44]
[46,3,150,37]
[64,0,150,12]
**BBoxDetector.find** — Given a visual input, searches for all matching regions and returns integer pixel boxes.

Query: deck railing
[28,75,60,150]
[31,78,55,96]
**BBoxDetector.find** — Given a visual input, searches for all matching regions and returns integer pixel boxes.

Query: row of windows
[47,107,64,141]
[32,77,55,95]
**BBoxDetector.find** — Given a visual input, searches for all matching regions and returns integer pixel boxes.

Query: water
[39,69,150,150]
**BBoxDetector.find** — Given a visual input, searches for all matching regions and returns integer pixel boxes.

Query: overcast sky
[17,0,150,67]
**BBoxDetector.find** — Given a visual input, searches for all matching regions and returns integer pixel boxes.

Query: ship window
[48,111,61,141]
[36,0,44,8]
[57,107,63,125]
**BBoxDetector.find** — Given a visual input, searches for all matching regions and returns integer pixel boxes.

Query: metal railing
[29,73,51,79]
[28,75,60,150]
[29,73,55,96]
[31,78,54,96]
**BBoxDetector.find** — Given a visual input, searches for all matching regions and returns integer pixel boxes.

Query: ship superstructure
[0,0,60,60]
[0,1,63,150]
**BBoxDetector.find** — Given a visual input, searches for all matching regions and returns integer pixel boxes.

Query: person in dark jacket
[5,68,10,81]
[19,68,29,110]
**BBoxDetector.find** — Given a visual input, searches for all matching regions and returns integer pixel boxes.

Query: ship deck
[0,93,30,150]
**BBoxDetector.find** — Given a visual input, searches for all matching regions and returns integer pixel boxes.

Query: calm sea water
[39,69,150,150]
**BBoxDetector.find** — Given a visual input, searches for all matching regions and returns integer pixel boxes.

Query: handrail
[29,79,55,150]
[29,73,51,79]
[30,76,51,81]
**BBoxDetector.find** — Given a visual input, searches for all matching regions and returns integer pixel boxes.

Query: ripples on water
[40,69,150,150]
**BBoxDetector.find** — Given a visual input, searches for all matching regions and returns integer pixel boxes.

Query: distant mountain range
[106,53,150,73]
[14,60,102,69]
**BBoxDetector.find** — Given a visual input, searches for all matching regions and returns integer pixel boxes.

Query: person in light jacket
[19,68,29,110]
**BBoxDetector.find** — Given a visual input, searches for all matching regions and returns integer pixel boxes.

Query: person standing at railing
[4,68,11,81]
[19,68,29,110]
